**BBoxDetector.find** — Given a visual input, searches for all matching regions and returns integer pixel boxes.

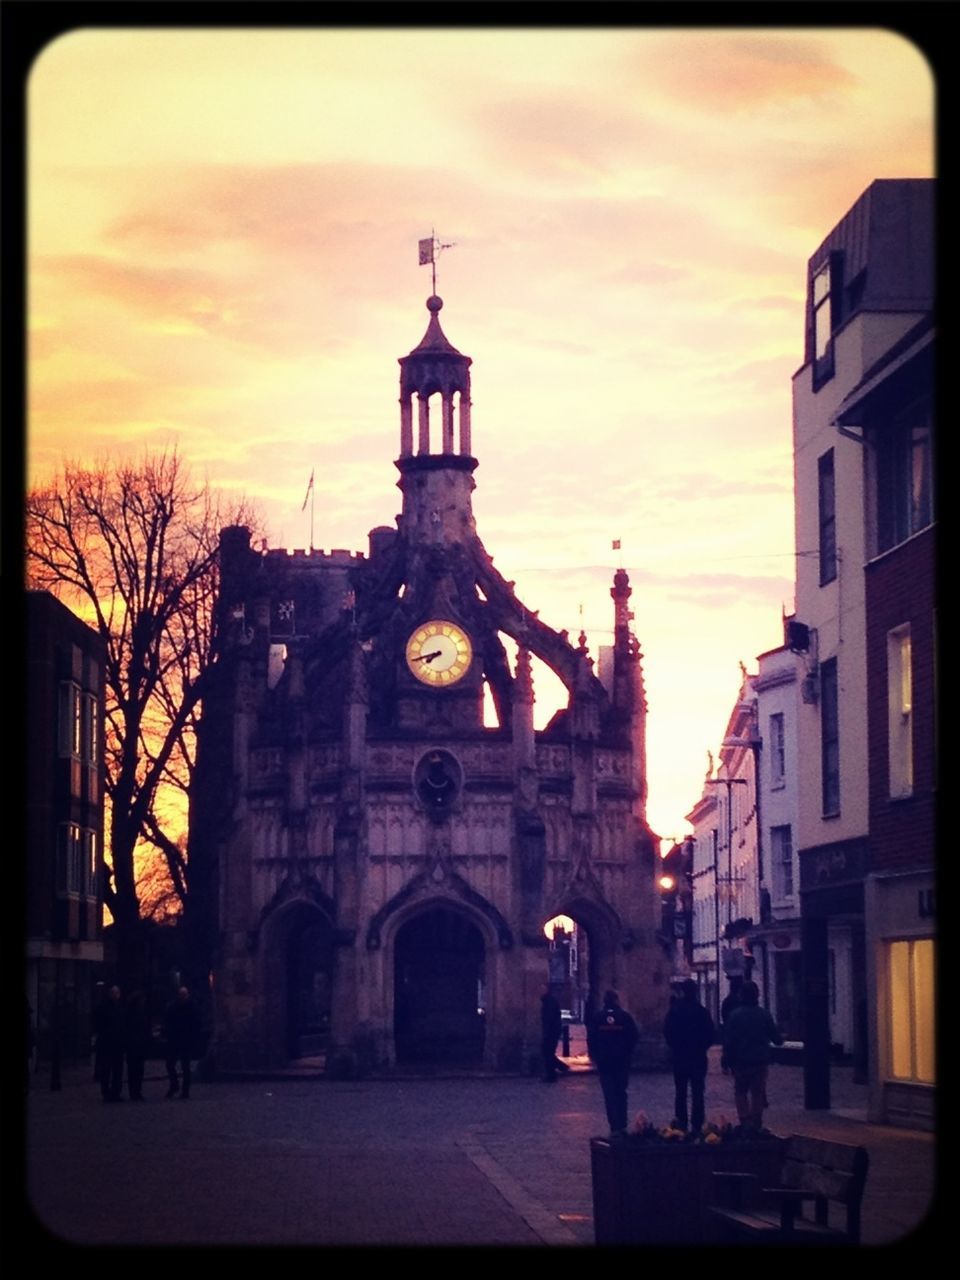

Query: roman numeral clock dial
[405,620,473,687]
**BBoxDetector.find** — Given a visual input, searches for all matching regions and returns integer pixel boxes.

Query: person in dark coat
[540,986,570,1082]
[587,989,639,1136]
[719,977,744,1074]
[722,979,783,1132]
[93,985,125,1102]
[124,990,151,1101]
[663,979,716,1132]
[163,986,200,1100]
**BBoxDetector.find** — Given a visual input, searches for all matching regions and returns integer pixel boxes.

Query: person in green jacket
[721,980,783,1132]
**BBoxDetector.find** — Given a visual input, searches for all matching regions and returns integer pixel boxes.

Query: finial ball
[426,295,443,312]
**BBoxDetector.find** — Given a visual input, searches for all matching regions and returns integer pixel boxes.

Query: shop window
[888,938,935,1084]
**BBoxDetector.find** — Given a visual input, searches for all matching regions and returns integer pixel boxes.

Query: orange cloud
[644,33,858,113]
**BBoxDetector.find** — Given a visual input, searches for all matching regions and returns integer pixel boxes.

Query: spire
[398,296,473,460]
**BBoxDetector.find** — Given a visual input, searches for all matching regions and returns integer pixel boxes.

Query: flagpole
[310,480,315,552]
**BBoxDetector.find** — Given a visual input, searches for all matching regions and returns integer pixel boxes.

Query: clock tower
[197,290,667,1076]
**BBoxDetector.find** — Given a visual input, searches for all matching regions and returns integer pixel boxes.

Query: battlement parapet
[261,547,366,564]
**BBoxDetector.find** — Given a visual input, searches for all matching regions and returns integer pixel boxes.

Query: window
[820,657,840,816]
[771,824,793,898]
[84,829,98,898]
[813,261,833,359]
[888,938,935,1084]
[58,823,84,894]
[875,397,933,554]
[810,252,843,387]
[769,713,786,788]
[887,625,913,798]
[58,681,81,758]
[82,693,98,765]
[818,450,837,585]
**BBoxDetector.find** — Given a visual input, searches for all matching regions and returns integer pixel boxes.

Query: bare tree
[26,450,255,982]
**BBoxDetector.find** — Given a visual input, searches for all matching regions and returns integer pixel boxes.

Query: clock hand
[416,649,443,664]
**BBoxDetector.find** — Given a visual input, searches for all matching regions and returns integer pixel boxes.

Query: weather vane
[418,229,456,294]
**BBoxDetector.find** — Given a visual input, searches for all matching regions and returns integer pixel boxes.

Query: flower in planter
[700,1117,734,1143]
[621,1113,750,1145]
[631,1111,656,1138]
[660,1125,687,1141]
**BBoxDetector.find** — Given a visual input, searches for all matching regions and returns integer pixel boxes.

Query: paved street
[23,1048,936,1249]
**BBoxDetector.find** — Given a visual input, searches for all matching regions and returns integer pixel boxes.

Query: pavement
[20,1045,938,1251]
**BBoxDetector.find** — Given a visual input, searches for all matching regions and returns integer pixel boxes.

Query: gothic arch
[546,892,629,1020]
[259,893,336,1066]
[389,900,489,1065]
[366,866,513,952]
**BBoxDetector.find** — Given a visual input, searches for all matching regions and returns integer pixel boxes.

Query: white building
[790,179,934,1109]
[685,672,760,1027]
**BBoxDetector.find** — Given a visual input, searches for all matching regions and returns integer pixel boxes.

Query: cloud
[470,90,656,183]
[638,33,859,114]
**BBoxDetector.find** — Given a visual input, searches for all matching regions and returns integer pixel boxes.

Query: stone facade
[195,295,665,1073]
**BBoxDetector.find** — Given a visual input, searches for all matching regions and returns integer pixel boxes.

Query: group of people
[664,976,782,1135]
[93,983,201,1102]
[544,977,782,1139]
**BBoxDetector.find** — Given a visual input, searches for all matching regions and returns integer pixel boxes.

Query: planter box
[590,1135,786,1245]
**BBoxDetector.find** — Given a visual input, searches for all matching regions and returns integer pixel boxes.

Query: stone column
[399,395,413,457]
[417,393,430,454]
[442,393,455,453]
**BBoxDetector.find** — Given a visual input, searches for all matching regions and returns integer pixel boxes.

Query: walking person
[124,990,151,1101]
[663,979,715,1133]
[539,985,570,1083]
[163,986,201,1100]
[587,989,638,1137]
[93,984,125,1102]
[721,980,783,1132]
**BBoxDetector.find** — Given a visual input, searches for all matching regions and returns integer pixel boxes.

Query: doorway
[394,907,485,1064]
[285,918,334,1059]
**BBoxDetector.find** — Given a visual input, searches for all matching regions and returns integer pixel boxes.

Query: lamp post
[706,775,749,1021]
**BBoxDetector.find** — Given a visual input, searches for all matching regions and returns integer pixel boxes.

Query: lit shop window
[888,938,935,1085]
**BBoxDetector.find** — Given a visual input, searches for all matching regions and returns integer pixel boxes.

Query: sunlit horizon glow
[28,27,934,844]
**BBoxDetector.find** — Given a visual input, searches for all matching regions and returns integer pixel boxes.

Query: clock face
[405,620,473,686]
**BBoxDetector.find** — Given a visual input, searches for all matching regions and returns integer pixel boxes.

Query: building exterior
[685,674,760,1027]
[194,293,666,1074]
[790,178,934,1120]
[747,638,814,1045]
[655,836,694,987]
[834,294,935,1129]
[26,591,106,1064]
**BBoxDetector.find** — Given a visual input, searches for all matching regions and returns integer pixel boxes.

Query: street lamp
[706,775,749,1023]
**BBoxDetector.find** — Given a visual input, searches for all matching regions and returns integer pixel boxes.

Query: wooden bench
[709,1134,869,1246]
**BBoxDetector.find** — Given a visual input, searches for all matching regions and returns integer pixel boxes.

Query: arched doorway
[284,916,334,1060]
[394,907,485,1064]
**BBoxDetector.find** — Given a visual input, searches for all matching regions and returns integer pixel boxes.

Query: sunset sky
[27,25,934,843]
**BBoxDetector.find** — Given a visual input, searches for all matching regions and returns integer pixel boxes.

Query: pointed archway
[260,897,336,1065]
[394,907,485,1064]
[285,918,334,1059]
